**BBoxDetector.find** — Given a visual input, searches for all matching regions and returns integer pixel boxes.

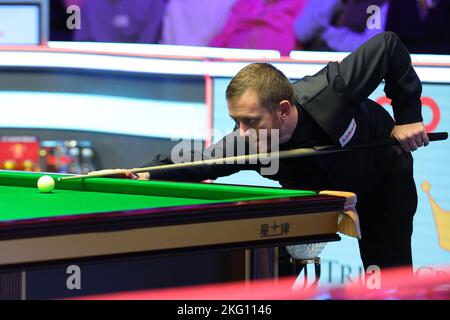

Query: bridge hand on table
[127,172,150,180]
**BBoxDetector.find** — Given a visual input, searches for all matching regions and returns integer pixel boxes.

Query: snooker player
[129,32,429,274]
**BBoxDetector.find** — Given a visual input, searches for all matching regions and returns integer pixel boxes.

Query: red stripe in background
[376,96,441,132]
[204,75,213,148]
[73,265,450,300]
[203,75,214,184]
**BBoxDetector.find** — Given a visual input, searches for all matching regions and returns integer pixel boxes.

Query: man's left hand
[391,122,429,152]
[125,171,150,180]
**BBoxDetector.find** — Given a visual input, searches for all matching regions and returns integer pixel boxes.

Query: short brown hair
[226,63,297,110]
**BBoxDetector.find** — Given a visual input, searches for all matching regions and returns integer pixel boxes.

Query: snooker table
[0,170,357,299]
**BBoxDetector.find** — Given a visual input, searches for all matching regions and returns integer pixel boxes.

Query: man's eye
[231,117,258,126]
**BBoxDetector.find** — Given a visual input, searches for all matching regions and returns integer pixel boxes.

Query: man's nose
[239,124,250,136]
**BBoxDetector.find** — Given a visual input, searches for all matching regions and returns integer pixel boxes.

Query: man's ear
[278,100,292,120]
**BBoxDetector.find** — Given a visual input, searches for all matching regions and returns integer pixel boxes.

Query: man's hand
[391,122,429,153]
[125,171,150,180]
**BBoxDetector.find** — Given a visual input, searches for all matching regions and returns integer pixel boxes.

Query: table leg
[0,271,26,300]
[245,248,278,281]
[291,257,321,290]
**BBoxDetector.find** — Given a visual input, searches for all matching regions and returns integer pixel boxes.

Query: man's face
[228,90,282,152]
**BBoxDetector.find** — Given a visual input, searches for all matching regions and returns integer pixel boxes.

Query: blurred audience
[386,0,450,54]
[294,0,450,54]
[294,0,388,52]
[63,0,85,7]
[48,0,449,55]
[160,0,237,46]
[209,0,307,56]
[50,0,80,41]
[73,0,167,43]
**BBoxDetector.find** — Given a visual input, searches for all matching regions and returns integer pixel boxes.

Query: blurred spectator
[160,0,237,46]
[294,0,388,52]
[386,0,450,54]
[50,0,77,41]
[74,0,166,43]
[63,0,85,7]
[209,0,307,56]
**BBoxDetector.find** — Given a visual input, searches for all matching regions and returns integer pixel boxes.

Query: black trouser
[278,151,417,277]
[357,151,417,271]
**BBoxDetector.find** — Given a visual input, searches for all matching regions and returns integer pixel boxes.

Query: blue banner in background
[212,77,450,285]
[372,83,450,267]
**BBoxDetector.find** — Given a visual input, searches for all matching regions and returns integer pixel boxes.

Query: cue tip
[57,175,87,181]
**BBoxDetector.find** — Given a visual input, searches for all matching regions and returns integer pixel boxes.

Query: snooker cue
[58,131,448,181]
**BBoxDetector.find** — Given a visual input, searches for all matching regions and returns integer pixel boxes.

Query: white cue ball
[37,175,55,193]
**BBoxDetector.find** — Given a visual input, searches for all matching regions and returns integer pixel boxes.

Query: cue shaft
[58,131,448,181]
[58,147,343,181]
